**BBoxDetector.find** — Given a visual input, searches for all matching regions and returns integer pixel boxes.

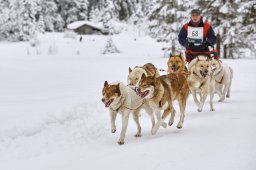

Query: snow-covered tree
[40,0,64,32]
[58,0,89,27]
[102,37,120,54]
[0,0,10,40]
[200,0,243,58]
[113,0,137,21]
[237,0,256,56]
[100,0,116,33]
[1,0,43,41]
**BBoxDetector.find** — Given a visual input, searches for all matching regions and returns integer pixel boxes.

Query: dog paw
[226,94,230,98]
[111,129,116,133]
[134,133,141,137]
[168,122,173,126]
[197,108,202,112]
[218,99,224,102]
[117,140,124,145]
[218,96,225,102]
[177,122,183,129]
[210,108,215,111]
[151,128,157,135]
[161,122,167,128]
[177,125,183,129]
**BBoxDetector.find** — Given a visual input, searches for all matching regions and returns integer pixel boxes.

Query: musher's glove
[185,41,194,49]
[203,40,214,48]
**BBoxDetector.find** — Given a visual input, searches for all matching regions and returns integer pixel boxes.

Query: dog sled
[185,49,218,62]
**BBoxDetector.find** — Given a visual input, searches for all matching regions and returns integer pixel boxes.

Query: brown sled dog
[136,73,189,135]
[128,63,160,87]
[167,54,188,75]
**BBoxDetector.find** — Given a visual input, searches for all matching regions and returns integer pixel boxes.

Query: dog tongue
[141,91,149,98]
[136,91,143,97]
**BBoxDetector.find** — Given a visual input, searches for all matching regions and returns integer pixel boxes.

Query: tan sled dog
[102,81,155,145]
[128,63,160,87]
[211,59,233,102]
[167,53,187,74]
[188,55,215,112]
[136,73,189,135]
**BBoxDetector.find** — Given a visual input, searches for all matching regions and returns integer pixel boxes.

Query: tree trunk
[223,45,227,59]
[223,27,227,59]
[216,33,221,58]
[172,40,175,55]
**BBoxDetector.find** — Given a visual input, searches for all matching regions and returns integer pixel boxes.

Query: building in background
[67,21,108,35]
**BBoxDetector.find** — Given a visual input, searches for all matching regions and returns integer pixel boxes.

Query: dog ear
[169,53,173,58]
[129,67,132,73]
[178,53,184,60]
[104,81,108,87]
[141,73,146,80]
[152,73,157,80]
[116,83,121,96]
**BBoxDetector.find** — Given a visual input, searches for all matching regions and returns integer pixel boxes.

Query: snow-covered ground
[0,32,255,170]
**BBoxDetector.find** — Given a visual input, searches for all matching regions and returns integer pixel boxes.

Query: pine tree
[113,0,136,21]
[2,0,43,41]
[102,37,120,54]
[58,0,89,27]
[101,0,116,31]
[199,0,242,58]
[41,0,64,32]
[237,0,256,56]
[0,0,10,40]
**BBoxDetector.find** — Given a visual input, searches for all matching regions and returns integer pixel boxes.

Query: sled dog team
[101,54,233,145]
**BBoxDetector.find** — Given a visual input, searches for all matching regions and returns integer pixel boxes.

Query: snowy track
[0,33,255,170]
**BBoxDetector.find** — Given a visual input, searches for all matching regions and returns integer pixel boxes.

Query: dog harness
[212,67,225,84]
[110,83,144,112]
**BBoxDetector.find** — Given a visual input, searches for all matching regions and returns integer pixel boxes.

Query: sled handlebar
[185,50,217,55]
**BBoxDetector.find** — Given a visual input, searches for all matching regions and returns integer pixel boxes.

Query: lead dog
[101,81,155,145]
[167,53,188,75]
[136,73,189,135]
[188,55,215,112]
[211,59,233,102]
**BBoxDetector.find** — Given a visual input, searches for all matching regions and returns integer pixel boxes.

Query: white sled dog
[211,59,233,102]
[101,81,155,145]
[188,55,215,112]
[127,63,160,88]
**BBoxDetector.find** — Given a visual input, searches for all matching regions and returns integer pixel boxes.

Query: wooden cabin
[67,21,108,35]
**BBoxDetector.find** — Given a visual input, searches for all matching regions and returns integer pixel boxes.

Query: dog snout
[101,98,105,103]
[172,64,176,68]
[204,70,208,73]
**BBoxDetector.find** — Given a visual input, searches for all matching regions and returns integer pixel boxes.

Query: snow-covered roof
[67,21,103,30]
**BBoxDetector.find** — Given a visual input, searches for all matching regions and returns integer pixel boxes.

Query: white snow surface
[0,32,255,170]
